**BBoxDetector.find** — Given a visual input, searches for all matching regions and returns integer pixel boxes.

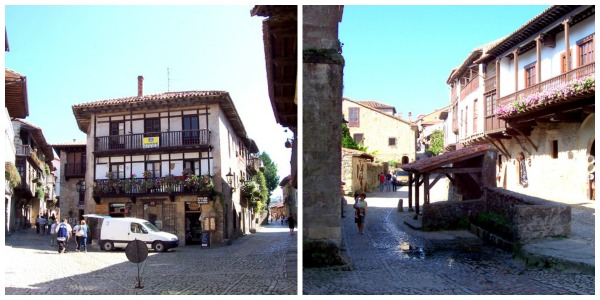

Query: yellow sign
[143,137,159,148]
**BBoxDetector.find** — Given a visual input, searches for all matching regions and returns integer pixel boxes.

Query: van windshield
[143,222,160,232]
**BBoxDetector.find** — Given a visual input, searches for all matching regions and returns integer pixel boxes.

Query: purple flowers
[495,76,594,118]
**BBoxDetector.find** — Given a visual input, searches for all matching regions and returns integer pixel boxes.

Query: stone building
[341,148,375,195]
[415,105,450,159]
[446,5,595,202]
[51,141,86,227]
[71,77,261,247]
[343,98,417,164]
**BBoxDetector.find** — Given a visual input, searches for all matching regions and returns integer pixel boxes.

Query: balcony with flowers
[92,169,215,203]
[485,62,594,134]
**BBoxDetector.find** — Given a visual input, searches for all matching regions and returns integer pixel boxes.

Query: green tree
[255,171,269,212]
[342,123,368,152]
[259,152,280,196]
[427,129,445,156]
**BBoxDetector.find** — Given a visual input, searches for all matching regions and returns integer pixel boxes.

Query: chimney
[408,112,412,121]
[398,112,402,119]
[137,76,144,97]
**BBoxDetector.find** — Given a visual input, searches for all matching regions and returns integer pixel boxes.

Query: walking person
[35,215,42,234]
[56,219,71,254]
[287,214,295,235]
[75,220,89,252]
[379,172,385,192]
[39,216,47,235]
[385,171,392,191]
[49,219,58,246]
[392,172,398,192]
[353,192,368,234]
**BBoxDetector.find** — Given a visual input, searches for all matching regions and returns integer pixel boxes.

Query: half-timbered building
[71,77,260,246]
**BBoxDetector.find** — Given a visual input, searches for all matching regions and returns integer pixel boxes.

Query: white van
[90,216,179,252]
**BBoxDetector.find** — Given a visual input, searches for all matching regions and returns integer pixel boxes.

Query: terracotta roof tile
[400,144,492,173]
[72,91,227,109]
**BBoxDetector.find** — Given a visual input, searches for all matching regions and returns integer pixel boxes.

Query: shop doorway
[185,202,203,245]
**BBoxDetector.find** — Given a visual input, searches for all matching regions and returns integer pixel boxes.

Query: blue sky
[339,5,550,119]
[4,5,293,197]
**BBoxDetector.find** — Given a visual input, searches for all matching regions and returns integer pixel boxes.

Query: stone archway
[576,113,595,200]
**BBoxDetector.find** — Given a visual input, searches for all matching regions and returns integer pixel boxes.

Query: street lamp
[76,180,86,193]
[225,171,235,192]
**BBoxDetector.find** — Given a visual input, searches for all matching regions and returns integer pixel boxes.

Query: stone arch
[401,155,409,164]
[576,113,595,200]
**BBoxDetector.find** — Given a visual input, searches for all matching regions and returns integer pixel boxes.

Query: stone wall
[422,199,485,231]
[421,187,571,244]
[485,187,571,243]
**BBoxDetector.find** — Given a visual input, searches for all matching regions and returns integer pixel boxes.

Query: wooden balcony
[484,75,496,93]
[94,129,210,154]
[460,76,480,99]
[485,62,595,135]
[64,163,86,179]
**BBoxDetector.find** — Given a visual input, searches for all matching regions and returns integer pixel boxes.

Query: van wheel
[101,240,114,251]
[153,241,166,252]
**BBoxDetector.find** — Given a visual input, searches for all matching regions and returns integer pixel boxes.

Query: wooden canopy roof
[5,68,29,118]
[401,144,493,174]
[251,5,298,130]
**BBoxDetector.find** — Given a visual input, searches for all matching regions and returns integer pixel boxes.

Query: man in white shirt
[50,220,58,246]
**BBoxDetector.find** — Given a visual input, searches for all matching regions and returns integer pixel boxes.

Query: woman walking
[353,192,368,234]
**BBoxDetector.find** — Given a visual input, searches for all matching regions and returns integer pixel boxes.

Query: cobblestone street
[303,184,595,295]
[5,222,297,295]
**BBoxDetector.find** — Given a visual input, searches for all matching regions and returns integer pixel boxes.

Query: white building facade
[447,5,595,202]
[72,81,260,246]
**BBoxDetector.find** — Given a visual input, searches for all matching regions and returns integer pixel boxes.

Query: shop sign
[143,137,159,149]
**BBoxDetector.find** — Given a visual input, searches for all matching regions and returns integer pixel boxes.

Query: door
[182,115,200,145]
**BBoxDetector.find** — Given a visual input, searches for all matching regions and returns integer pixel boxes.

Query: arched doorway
[401,156,409,164]
[589,141,595,200]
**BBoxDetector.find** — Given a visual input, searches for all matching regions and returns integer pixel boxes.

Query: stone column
[303,5,345,259]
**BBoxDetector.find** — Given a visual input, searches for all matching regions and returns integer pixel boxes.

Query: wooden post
[414,174,421,219]
[408,172,413,211]
[424,173,430,205]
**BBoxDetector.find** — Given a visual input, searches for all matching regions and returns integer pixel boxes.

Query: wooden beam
[414,174,420,219]
[485,136,510,158]
[428,167,482,174]
[511,126,538,152]
[424,173,430,205]
[444,173,455,185]
[496,138,512,159]
[514,135,531,156]
[408,172,413,211]
[468,173,482,186]
[429,174,443,190]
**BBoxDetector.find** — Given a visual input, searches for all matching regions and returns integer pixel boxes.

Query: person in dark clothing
[287,215,295,235]
[56,219,71,254]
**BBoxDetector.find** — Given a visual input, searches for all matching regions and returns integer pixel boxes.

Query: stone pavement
[303,180,595,295]
[5,221,297,295]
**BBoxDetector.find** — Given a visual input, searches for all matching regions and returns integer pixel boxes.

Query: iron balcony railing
[95,129,210,152]
[93,175,215,199]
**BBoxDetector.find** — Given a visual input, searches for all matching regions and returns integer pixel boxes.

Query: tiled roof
[342,147,374,161]
[400,144,493,173]
[72,90,252,148]
[51,141,87,146]
[13,119,54,161]
[358,100,397,113]
[344,98,414,127]
[72,91,227,109]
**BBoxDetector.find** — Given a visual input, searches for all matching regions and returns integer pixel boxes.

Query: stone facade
[496,114,595,203]
[303,5,344,250]
[343,98,416,164]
